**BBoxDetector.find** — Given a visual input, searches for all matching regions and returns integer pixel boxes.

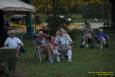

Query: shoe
[99,46,103,49]
[68,60,72,63]
[56,57,60,62]
[68,58,72,63]
[105,44,109,48]
[80,45,84,48]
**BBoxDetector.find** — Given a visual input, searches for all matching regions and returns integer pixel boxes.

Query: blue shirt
[96,32,109,40]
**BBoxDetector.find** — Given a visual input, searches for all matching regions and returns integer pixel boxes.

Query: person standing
[35,14,41,25]
[34,14,41,32]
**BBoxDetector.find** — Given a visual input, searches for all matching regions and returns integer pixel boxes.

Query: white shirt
[4,37,23,48]
[55,34,72,45]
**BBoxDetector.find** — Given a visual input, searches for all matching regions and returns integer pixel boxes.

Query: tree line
[31,0,111,19]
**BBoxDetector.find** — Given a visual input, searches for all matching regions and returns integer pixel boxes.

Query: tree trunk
[112,2,115,29]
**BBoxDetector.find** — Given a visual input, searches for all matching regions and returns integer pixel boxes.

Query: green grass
[16,30,115,77]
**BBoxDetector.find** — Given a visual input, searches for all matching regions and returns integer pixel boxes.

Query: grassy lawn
[16,30,115,77]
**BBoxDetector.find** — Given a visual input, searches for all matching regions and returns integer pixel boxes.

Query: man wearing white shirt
[54,28,73,62]
[4,30,24,59]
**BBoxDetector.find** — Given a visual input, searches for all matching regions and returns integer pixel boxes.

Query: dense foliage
[31,0,111,19]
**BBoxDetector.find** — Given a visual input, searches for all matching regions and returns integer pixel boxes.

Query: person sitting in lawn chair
[4,30,24,60]
[33,31,53,63]
[95,28,109,49]
[80,22,94,48]
[53,28,73,62]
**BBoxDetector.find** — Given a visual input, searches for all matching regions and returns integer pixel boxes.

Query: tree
[32,0,113,31]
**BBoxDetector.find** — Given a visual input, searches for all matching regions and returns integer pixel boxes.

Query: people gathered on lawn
[80,22,110,49]
[33,27,73,63]
[0,23,110,63]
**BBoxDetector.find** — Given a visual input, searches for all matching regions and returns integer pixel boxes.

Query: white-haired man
[53,28,73,62]
[4,30,24,59]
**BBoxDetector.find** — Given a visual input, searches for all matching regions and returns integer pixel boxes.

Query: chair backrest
[51,36,56,48]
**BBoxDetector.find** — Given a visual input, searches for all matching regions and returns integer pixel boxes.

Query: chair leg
[37,49,42,62]
[33,48,43,62]
[47,47,53,63]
